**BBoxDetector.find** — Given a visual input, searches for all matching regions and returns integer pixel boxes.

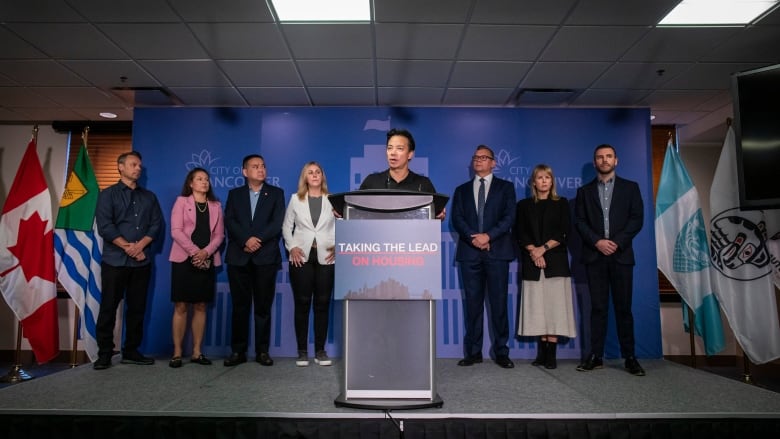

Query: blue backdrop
[132,107,661,360]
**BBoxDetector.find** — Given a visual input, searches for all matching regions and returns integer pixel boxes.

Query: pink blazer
[168,195,225,265]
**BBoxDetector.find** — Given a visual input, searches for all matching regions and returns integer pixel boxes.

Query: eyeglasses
[472,155,494,162]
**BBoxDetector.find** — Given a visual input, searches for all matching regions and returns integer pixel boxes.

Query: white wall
[0,125,70,352]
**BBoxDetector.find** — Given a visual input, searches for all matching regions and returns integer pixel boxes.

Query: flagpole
[68,126,90,369]
[0,322,33,383]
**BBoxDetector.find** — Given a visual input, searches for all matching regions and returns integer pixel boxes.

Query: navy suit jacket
[574,176,643,266]
[452,176,516,261]
[224,183,285,266]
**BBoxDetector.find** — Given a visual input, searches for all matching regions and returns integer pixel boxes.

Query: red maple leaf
[6,212,55,283]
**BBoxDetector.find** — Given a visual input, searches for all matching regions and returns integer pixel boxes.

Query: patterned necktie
[478,178,486,232]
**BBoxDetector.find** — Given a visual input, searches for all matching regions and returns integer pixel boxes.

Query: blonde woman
[282,162,336,367]
[515,164,576,369]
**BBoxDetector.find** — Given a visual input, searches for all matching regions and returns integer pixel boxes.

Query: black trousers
[585,256,635,358]
[95,263,152,357]
[288,248,334,352]
[226,262,279,355]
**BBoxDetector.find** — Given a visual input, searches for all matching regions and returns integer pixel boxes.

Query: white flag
[656,140,725,355]
[709,127,780,364]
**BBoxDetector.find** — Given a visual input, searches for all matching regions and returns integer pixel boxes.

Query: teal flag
[655,140,725,355]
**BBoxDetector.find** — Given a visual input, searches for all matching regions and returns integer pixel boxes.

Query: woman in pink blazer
[168,167,224,368]
[282,162,336,367]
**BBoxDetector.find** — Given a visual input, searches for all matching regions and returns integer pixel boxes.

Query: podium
[331,190,448,410]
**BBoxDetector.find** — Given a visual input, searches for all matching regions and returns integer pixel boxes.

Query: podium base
[334,393,443,410]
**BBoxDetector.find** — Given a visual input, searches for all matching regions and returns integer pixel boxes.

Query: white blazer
[282,193,336,265]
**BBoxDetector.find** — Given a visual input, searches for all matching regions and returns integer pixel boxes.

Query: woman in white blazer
[282,162,336,367]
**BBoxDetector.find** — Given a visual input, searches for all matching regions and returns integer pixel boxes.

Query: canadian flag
[0,139,59,364]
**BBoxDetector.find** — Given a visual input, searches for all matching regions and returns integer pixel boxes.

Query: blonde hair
[296,161,329,200]
[531,164,560,202]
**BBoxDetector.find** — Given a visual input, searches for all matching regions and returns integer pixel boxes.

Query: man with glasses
[451,145,517,368]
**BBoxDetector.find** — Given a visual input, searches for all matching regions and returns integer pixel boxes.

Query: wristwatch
[543,243,550,250]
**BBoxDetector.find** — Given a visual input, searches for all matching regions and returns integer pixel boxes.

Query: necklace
[196,201,208,213]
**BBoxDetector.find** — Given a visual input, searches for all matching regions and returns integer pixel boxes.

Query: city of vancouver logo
[185,149,220,171]
[710,208,772,281]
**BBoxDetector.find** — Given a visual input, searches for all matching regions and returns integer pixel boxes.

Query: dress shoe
[169,357,182,368]
[457,355,483,366]
[93,355,111,370]
[625,356,646,376]
[223,352,247,367]
[495,356,515,369]
[120,350,155,365]
[190,354,212,365]
[256,352,274,366]
[576,354,603,372]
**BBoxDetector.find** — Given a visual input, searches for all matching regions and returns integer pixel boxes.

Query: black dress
[171,202,216,303]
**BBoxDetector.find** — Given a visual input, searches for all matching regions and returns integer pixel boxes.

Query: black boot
[532,339,546,366]
[545,341,557,369]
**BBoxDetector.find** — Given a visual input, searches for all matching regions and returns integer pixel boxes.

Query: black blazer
[515,197,571,281]
[574,176,643,266]
[224,183,285,267]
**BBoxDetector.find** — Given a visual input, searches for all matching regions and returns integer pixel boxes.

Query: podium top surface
[330,190,449,216]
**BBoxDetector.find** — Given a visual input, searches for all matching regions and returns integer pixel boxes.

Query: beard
[596,163,615,175]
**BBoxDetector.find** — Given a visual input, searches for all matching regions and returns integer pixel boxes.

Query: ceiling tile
[521,62,612,89]
[592,62,694,89]
[572,89,651,106]
[442,88,515,105]
[459,25,556,61]
[622,27,740,63]
[0,27,47,59]
[541,26,649,62]
[28,87,126,107]
[168,0,274,22]
[0,0,83,22]
[189,23,289,59]
[140,60,231,87]
[6,23,126,60]
[694,91,732,112]
[375,24,462,60]
[10,107,87,120]
[378,87,444,105]
[449,61,531,88]
[282,24,372,59]
[240,87,310,106]
[73,107,133,120]
[662,62,772,90]
[377,60,452,87]
[169,87,247,106]
[700,26,780,63]
[218,60,301,87]
[297,60,374,87]
[0,87,59,107]
[0,60,88,86]
[67,0,179,22]
[641,90,722,111]
[471,0,576,25]
[375,0,471,23]
[308,88,376,105]
[61,60,160,88]
[98,23,209,59]
[566,0,680,25]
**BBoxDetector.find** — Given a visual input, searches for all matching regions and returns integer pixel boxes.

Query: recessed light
[271,0,370,22]
[658,0,779,26]
[650,115,656,121]
[99,112,117,119]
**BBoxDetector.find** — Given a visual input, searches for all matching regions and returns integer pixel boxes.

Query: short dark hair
[387,128,416,152]
[475,144,495,159]
[242,154,264,168]
[593,144,616,159]
[117,151,142,164]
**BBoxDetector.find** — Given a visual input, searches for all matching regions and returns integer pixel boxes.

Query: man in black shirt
[359,128,436,193]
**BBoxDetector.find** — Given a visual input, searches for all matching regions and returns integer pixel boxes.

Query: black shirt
[359,169,436,193]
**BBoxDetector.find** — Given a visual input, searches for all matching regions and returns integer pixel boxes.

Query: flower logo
[492,149,520,177]
[185,149,219,171]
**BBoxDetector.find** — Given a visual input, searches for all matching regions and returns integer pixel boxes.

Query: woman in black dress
[168,168,224,367]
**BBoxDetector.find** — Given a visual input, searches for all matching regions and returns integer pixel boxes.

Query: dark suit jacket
[224,183,285,267]
[515,197,571,281]
[574,176,643,266]
[452,176,516,261]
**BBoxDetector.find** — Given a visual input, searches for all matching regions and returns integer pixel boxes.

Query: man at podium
[359,128,436,192]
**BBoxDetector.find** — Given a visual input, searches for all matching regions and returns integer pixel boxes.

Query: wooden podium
[330,190,447,410]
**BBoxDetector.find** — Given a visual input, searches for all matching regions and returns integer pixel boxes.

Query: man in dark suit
[574,144,645,376]
[223,154,285,367]
[451,145,517,368]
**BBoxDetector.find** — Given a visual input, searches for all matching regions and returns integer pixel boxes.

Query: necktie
[477,178,485,232]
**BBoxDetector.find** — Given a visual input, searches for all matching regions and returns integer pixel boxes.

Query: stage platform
[2,357,780,438]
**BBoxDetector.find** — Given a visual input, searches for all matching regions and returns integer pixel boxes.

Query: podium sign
[335,219,442,300]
